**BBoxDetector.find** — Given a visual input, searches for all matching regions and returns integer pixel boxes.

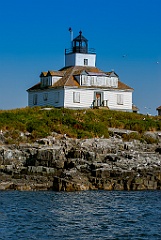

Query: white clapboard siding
[64,88,132,110]
[28,87,132,111]
[105,90,132,111]
[28,89,64,108]
[51,76,62,85]
[64,88,95,109]
[65,53,96,67]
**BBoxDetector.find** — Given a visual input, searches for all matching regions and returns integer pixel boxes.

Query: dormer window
[84,59,88,66]
[41,77,48,87]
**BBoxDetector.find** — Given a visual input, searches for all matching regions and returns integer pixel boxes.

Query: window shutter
[73,92,80,103]
[117,94,123,105]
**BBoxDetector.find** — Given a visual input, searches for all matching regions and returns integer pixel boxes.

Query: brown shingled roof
[60,66,103,75]
[52,66,103,88]
[39,72,47,77]
[28,66,133,91]
[47,70,65,77]
[105,71,119,77]
[52,66,79,87]
[118,80,133,90]
[132,105,139,111]
[156,106,161,110]
[27,82,41,91]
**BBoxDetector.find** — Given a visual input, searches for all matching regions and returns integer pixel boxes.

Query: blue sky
[0,0,161,115]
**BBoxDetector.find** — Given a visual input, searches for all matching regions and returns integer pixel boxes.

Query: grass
[0,107,161,143]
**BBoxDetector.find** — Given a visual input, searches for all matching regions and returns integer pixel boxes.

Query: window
[111,77,118,87]
[84,59,88,66]
[91,77,94,85]
[117,94,123,105]
[33,94,37,105]
[43,93,48,101]
[82,76,88,85]
[97,77,102,86]
[73,92,80,103]
[55,92,59,103]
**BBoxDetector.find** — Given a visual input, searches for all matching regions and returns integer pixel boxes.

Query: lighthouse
[65,31,96,67]
[27,30,134,112]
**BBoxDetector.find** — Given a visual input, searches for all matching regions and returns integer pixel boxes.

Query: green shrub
[26,119,49,138]
[0,107,160,141]
[122,132,142,141]
[143,136,158,144]
[76,130,93,139]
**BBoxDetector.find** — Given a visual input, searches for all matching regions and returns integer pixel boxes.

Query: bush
[26,120,49,138]
[143,136,158,144]
[0,107,160,141]
[122,132,142,141]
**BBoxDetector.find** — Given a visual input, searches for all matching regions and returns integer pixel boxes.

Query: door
[95,92,102,107]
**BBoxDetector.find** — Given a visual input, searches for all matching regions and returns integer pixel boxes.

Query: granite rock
[0,133,161,191]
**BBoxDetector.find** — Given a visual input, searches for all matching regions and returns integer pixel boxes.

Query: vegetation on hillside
[0,107,161,144]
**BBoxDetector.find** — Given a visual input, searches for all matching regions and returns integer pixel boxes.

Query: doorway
[95,92,102,107]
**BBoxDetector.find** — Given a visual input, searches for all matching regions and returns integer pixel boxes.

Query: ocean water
[0,191,161,240]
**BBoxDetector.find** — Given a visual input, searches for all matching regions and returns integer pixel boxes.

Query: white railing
[93,100,108,107]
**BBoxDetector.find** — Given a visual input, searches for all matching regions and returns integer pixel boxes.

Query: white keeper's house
[27,31,134,111]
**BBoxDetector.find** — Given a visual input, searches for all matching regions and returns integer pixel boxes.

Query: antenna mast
[69,27,73,48]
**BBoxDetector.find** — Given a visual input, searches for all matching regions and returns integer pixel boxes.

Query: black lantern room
[72,31,88,54]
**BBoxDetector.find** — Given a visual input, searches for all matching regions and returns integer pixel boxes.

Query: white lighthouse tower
[65,31,96,67]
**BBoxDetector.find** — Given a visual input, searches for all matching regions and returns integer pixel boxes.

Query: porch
[93,99,109,108]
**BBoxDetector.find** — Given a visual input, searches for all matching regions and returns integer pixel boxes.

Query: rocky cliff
[0,130,161,191]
